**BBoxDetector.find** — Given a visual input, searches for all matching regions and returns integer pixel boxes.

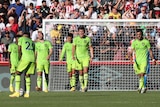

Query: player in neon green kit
[35,31,53,92]
[59,33,76,91]
[8,35,19,92]
[129,29,155,93]
[72,26,94,92]
[9,32,35,98]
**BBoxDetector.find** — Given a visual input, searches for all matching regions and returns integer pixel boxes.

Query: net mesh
[43,19,160,91]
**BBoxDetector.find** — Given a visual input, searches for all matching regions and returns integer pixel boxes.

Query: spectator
[40,0,50,18]
[50,0,60,13]
[34,6,42,18]
[27,3,35,15]
[65,0,74,17]
[59,7,69,19]
[8,16,18,34]
[135,0,148,9]
[8,0,25,17]
[98,7,109,19]
[18,10,32,33]
[31,28,42,42]
[0,16,5,33]
[4,23,16,39]
[137,6,149,19]
[7,7,19,23]
[70,8,80,19]
[1,31,13,60]
[108,6,121,19]
[74,0,85,13]
[122,8,135,19]
[149,0,160,19]
[0,2,7,18]
[85,5,98,19]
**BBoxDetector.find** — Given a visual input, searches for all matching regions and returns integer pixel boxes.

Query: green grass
[1,91,160,107]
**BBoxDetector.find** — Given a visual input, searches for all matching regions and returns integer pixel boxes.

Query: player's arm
[8,52,11,68]
[46,41,53,60]
[18,45,22,59]
[89,45,94,61]
[147,41,156,64]
[128,47,134,63]
[72,38,76,60]
[149,48,156,65]
[47,47,53,60]
[89,37,93,61]
[8,45,11,68]
[72,44,76,60]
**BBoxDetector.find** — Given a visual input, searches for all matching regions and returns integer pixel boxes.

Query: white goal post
[42,19,160,91]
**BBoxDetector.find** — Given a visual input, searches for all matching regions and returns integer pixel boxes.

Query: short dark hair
[68,33,73,38]
[78,26,85,32]
[136,29,143,35]
[15,0,19,2]
[23,32,30,37]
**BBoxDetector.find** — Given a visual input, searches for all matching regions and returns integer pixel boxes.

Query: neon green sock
[25,77,31,93]
[139,77,144,89]
[72,74,76,87]
[37,75,42,88]
[44,79,48,90]
[79,75,84,88]
[84,73,88,88]
[10,74,15,86]
[70,77,73,87]
[15,75,20,92]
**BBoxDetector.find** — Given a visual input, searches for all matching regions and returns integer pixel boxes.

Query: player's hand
[72,56,76,60]
[152,59,157,65]
[129,57,133,64]
[59,60,62,63]
[46,56,50,60]
[90,56,93,62]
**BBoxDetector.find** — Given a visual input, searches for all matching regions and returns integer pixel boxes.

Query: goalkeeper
[129,29,155,93]
[59,33,77,91]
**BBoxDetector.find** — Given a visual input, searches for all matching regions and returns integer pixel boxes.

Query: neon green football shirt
[35,40,53,63]
[8,43,19,66]
[60,42,73,64]
[131,39,150,64]
[73,36,91,59]
[18,36,35,62]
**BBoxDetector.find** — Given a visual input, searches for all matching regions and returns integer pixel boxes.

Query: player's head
[23,32,30,38]
[78,26,85,38]
[38,31,44,40]
[136,29,143,40]
[67,33,73,43]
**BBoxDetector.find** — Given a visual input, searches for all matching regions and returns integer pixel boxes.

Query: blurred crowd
[0,0,159,61]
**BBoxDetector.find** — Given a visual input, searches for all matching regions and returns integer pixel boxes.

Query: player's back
[18,36,35,62]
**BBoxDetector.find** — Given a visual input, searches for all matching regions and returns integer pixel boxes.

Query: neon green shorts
[76,57,90,70]
[36,61,50,74]
[67,62,74,72]
[10,64,17,74]
[133,62,147,75]
[16,60,35,75]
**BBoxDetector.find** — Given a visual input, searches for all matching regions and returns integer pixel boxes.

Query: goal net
[42,19,160,91]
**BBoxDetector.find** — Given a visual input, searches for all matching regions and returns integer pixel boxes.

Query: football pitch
[1,91,160,107]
